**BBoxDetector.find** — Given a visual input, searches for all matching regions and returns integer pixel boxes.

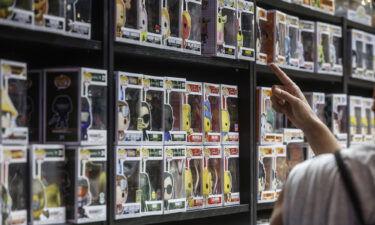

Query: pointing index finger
[270,63,295,86]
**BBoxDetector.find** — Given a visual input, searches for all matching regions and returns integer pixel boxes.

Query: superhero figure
[48,95,73,129]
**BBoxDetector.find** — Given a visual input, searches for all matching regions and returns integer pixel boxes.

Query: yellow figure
[185,169,193,197]
[2,89,18,135]
[237,31,243,47]
[45,184,61,208]
[202,168,212,196]
[221,109,230,141]
[32,179,46,220]
[161,8,170,39]
[182,104,192,134]
[116,0,126,36]
[224,171,232,194]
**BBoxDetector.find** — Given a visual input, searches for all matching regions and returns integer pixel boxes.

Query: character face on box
[204,100,212,133]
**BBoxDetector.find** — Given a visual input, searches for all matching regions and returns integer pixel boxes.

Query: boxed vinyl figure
[116,72,143,145]
[203,146,223,207]
[362,97,374,143]
[286,14,300,69]
[142,75,164,145]
[336,0,372,26]
[163,146,186,213]
[364,32,375,81]
[237,0,255,61]
[349,96,363,144]
[349,29,365,79]
[274,145,286,198]
[304,92,326,124]
[203,83,221,145]
[115,146,141,219]
[183,81,203,145]
[257,87,284,145]
[30,145,67,225]
[0,59,28,144]
[299,20,315,72]
[316,22,331,73]
[34,0,65,33]
[161,0,183,50]
[116,0,140,43]
[164,77,187,144]
[185,146,203,210]
[1,146,28,225]
[221,84,239,144]
[201,0,237,59]
[256,7,269,65]
[140,146,163,215]
[325,94,348,144]
[27,70,43,143]
[258,146,275,203]
[182,0,201,54]
[329,24,343,75]
[267,10,287,67]
[44,68,107,145]
[0,0,33,28]
[66,0,92,38]
[223,145,239,206]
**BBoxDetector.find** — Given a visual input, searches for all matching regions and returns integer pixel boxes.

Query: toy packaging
[183,81,203,145]
[221,84,239,144]
[161,0,183,50]
[116,72,143,145]
[316,22,331,73]
[329,24,343,75]
[336,0,372,26]
[325,94,348,144]
[286,142,306,168]
[163,146,186,213]
[203,83,221,145]
[142,75,164,145]
[286,14,300,69]
[185,146,203,210]
[256,87,284,145]
[140,146,163,215]
[350,29,365,79]
[274,145,286,198]
[181,0,202,54]
[30,145,67,225]
[237,0,255,61]
[317,0,335,14]
[0,0,33,28]
[1,146,28,225]
[304,92,327,125]
[66,0,92,38]
[66,146,107,223]
[256,7,269,65]
[203,146,223,207]
[299,20,315,72]
[34,0,65,33]
[201,0,237,59]
[283,128,304,143]
[258,146,275,203]
[164,77,187,144]
[116,0,141,43]
[267,10,287,67]
[0,59,29,144]
[27,70,43,143]
[223,145,239,206]
[44,67,107,145]
[363,32,375,81]
[349,96,363,144]
[362,97,374,143]
[115,146,142,219]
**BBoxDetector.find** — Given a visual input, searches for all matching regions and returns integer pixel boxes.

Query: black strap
[334,151,366,225]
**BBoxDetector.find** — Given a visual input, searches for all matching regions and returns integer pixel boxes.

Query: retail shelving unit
[0,0,373,225]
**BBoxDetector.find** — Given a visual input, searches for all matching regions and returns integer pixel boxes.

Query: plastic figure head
[163,172,173,200]
[34,0,48,23]
[161,8,170,39]
[217,9,227,46]
[139,102,151,131]
[118,101,130,131]
[182,11,191,47]
[32,179,46,220]
[182,104,191,132]
[164,104,174,132]
[185,169,193,197]
[138,0,148,32]
[223,171,232,194]
[0,0,15,18]
[204,100,212,133]
[221,109,230,133]
[116,0,126,31]
[202,168,212,196]
[116,175,128,206]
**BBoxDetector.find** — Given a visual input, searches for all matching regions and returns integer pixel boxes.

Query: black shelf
[347,20,375,34]
[257,202,275,211]
[348,77,374,90]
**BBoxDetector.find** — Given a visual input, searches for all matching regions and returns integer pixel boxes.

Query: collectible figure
[163,146,186,213]
[27,70,43,143]
[181,0,202,54]
[325,94,348,146]
[283,128,304,143]
[183,81,203,145]
[349,96,363,145]
[286,14,300,69]
[185,146,203,210]
[257,87,284,145]
[161,0,183,50]
[258,146,275,203]
[274,145,287,198]
[349,29,365,80]
[141,0,163,46]
[34,0,65,33]
[66,0,91,38]
[30,145,67,225]
[304,92,326,125]
[256,7,269,65]
[237,0,255,61]
[116,72,143,145]
[329,24,343,75]
[142,75,164,144]
[299,20,315,72]
[316,22,331,73]
[201,0,237,58]
[221,84,239,144]
[336,0,372,26]
[66,146,107,223]
[362,97,374,143]
[203,146,223,207]
[140,146,163,215]
[1,146,28,225]
[0,0,33,28]
[116,0,141,43]
[164,77,187,144]
[0,59,28,144]
[223,145,239,206]
[203,83,221,145]
[364,32,375,81]
[115,146,142,219]
[267,10,287,67]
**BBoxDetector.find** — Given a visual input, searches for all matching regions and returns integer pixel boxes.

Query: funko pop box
[256,7,269,65]
[221,84,239,144]
[267,10,287,68]
[115,146,142,219]
[304,92,327,125]
[66,0,92,39]
[44,67,107,145]
[223,145,239,206]
[258,145,275,203]
[34,0,66,33]
[0,0,33,28]
[286,14,300,69]
[66,146,107,223]
[336,0,372,26]
[203,83,221,145]
[325,94,348,144]
[203,146,223,208]
[0,59,29,145]
[363,32,375,81]
[273,145,286,198]
[316,22,331,73]
[181,0,202,54]
[27,70,44,143]
[161,0,183,51]
[30,144,67,225]
[237,0,255,61]
[329,24,343,76]
[349,29,365,80]
[349,96,363,144]
[185,146,204,210]
[183,81,203,145]
[362,97,375,143]
[299,20,315,72]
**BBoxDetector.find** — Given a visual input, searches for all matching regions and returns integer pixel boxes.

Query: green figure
[318,45,325,65]
[0,0,15,18]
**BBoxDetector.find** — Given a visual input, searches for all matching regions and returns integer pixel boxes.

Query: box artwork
[237,0,255,61]
[0,59,28,144]
[142,75,164,145]
[349,96,363,144]
[185,146,203,210]
[30,145,67,225]
[325,94,348,143]
[44,68,107,145]
[362,97,374,143]
[336,0,372,26]
[163,146,186,213]
[115,146,141,219]
[66,146,107,223]
[203,83,221,145]
[201,0,237,59]
[34,0,65,33]
[66,0,91,38]
[258,146,275,203]
[183,81,203,145]
[1,146,28,225]
[329,24,343,75]
[161,0,183,50]
[350,29,365,79]
[256,7,269,65]
[0,0,33,28]
[221,84,239,144]
[223,145,239,206]
[140,146,163,215]
[363,32,375,81]
[164,77,187,144]
[283,128,304,143]
[182,0,202,54]
[304,92,326,125]
[116,72,143,145]
[316,22,331,73]
[27,70,43,143]
[299,20,315,72]
[286,14,300,69]
[274,145,286,198]
[203,146,223,207]
[267,10,287,67]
